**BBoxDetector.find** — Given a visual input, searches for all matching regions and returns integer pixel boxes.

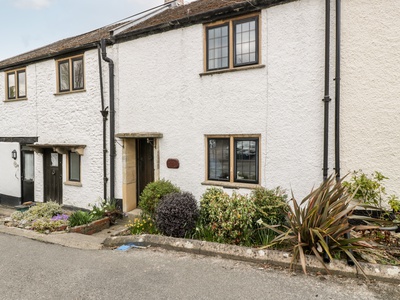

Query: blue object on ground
[115,243,145,251]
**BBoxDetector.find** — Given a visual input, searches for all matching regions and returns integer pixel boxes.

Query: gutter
[101,39,116,201]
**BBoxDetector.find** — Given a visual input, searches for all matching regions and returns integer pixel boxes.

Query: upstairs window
[205,15,259,72]
[6,68,26,100]
[57,55,84,93]
[207,135,259,184]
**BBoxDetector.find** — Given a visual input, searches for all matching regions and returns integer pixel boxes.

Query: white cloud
[13,0,53,10]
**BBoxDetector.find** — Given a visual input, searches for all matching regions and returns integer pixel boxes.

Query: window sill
[54,89,86,96]
[202,180,260,189]
[3,98,28,102]
[199,64,265,77]
[64,181,82,187]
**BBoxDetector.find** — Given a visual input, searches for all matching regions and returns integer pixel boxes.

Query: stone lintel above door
[26,144,86,156]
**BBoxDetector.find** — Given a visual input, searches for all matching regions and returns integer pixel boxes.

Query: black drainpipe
[322,0,332,264]
[101,39,115,200]
[97,44,109,200]
[322,0,331,182]
[334,0,341,182]
[335,0,353,266]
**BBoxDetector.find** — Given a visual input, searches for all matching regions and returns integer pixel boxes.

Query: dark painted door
[21,150,35,203]
[43,150,63,204]
[137,139,154,206]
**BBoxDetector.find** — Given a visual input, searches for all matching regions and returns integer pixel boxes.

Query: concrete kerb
[0,225,104,250]
[103,234,400,284]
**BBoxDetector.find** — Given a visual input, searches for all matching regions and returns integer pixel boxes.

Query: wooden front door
[43,150,63,204]
[21,150,35,203]
[137,139,154,206]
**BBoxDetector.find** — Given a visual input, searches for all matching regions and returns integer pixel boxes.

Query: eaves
[113,0,297,43]
[0,42,101,72]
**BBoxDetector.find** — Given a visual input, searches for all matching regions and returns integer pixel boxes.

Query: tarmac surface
[1,204,400,284]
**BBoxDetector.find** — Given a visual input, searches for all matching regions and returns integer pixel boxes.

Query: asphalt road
[0,233,399,300]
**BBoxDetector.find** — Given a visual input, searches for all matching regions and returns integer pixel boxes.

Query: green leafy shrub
[155,192,199,238]
[388,195,400,213]
[198,188,256,245]
[127,217,157,235]
[139,179,180,219]
[31,219,68,233]
[250,187,289,245]
[342,171,398,207]
[10,202,63,222]
[10,211,24,221]
[263,176,377,278]
[68,210,93,227]
[89,198,119,219]
[250,187,289,225]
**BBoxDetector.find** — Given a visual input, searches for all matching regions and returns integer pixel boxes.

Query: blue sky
[0,0,176,61]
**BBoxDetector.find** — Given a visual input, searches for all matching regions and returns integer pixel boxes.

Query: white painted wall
[2,0,398,209]
[0,142,21,198]
[341,0,400,197]
[0,50,106,208]
[115,0,326,202]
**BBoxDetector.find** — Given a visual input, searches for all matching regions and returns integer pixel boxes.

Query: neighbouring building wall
[0,49,107,208]
[115,0,326,202]
[341,0,400,197]
[0,142,21,205]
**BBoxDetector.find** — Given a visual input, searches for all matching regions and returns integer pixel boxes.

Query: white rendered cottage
[0,0,399,210]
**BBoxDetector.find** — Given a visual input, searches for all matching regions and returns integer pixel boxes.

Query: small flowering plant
[126,217,157,235]
[51,214,69,221]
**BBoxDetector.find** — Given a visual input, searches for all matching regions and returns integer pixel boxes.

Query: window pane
[69,152,80,181]
[59,61,70,91]
[236,33,242,44]
[51,153,58,167]
[222,47,228,57]
[18,70,26,98]
[24,152,34,181]
[207,25,229,70]
[234,18,258,66]
[221,26,228,36]
[7,73,16,99]
[250,41,256,53]
[208,138,230,181]
[235,139,258,183]
[243,31,250,43]
[72,58,84,90]
[222,36,228,47]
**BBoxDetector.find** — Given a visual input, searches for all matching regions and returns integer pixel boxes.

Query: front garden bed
[69,217,110,235]
[4,199,121,235]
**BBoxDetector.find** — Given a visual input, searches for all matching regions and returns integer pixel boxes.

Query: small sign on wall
[166,158,179,169]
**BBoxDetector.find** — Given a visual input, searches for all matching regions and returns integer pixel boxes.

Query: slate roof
[0,0,293,70]
[0,23,123,70]
[117,0,292,37]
